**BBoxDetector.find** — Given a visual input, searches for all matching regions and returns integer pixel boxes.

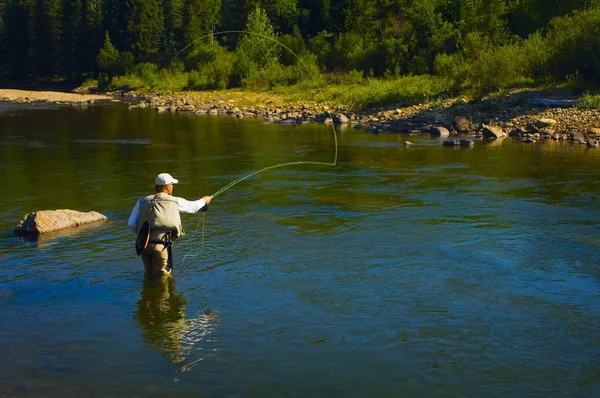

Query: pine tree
[3,0,35,79]
[60,0,82,77]
[96,31,121,78]
[32,0,61,78]
[81,0,104,74]
[125,0,165,62]
[182,0,222,47]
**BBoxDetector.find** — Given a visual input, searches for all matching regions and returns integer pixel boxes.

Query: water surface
[1,103,599,397]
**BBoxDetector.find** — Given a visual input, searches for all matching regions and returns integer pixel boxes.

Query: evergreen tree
[60,0,83,77]
[219,0,260,47]
[161,0,184,63]
[3,0,35,79]
[263,0,299,34]
[298,0,331,38]
[103,0,128,52]
[81,0,104,75]
[182,0,221,47]
[32,0,61,78]
[96,31,121,77]
[125,0,165,62]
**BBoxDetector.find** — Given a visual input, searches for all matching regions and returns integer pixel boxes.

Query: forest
[1,0,600,98]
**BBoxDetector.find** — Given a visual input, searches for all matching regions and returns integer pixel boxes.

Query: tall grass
[318,75,452,110]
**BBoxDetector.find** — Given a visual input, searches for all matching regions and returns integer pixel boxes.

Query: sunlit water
[1,102,599,396]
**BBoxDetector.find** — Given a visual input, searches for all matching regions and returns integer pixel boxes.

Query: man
[128,173,213,278]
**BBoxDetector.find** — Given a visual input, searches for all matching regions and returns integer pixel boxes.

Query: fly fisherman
[128,173,213,278]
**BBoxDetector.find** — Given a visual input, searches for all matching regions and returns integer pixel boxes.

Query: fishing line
[177,30,339,267]
[173,30,340,379]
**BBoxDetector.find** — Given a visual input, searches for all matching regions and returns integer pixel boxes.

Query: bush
[579,92,600,109]
[542,8,600,82]
[187,51,235,90]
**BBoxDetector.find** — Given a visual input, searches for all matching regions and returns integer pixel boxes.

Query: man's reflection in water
[135,276,218,368]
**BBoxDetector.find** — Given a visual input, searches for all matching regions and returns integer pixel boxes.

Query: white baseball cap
[155,173,179,185]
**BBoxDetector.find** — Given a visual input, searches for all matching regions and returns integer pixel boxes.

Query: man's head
[155,173,178,194]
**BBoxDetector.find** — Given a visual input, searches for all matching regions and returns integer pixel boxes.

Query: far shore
[1,87,599,142]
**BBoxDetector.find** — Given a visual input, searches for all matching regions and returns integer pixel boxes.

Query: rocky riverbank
[2,87,599,145]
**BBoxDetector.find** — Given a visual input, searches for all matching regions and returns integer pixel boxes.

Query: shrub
[579,92,600,109]
[542,8,600,82]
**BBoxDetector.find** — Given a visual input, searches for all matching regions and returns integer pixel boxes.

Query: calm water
[1,102,600,397]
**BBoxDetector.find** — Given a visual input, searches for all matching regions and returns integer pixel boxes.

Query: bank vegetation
[1,1,600,111]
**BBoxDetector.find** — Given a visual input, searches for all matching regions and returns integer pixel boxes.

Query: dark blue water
[1,103,599,396]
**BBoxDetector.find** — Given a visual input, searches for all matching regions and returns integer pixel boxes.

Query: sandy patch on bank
[0,89,112,103]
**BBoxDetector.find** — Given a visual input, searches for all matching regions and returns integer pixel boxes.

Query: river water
[1,101,599,397]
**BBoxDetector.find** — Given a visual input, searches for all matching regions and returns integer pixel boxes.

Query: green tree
[60,0,82,77]
[508,0,600,39]
[263,0,299,34]
[161,0,184,63]
[182,0,221,47]
[236,6,280,67]
[80,0,104,74]
[102,0,128,52]
[32,0,61,78]
[298,0,331,38]
[97,31,124,78]
[125,0,164,62]
[1,0,36,79]
[218,0,259,49]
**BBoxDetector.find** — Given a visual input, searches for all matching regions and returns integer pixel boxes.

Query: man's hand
[203,195,213,204]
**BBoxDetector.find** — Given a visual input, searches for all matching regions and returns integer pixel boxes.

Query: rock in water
[14,209,108,236]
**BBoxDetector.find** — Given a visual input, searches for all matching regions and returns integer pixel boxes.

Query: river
[1,101,599,397]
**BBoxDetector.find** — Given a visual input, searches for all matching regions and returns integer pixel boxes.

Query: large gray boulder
[14,209,108,236]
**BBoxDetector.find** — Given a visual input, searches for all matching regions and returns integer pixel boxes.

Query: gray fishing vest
[136,193,184,241]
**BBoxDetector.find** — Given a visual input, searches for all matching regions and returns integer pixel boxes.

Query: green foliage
[236,6,280,67]
[187,49,234,90]
[109,61,188,92]
[182,0,221,48]
[32,0,61,78]
[277,26,307,66]
[541,8,600,82]
[125,0,164,62]
[230,50,257,87]
[320,74,452,111]
[263,0,299,34]
[308,30,334,69]
[96,32,121,77]
[2,0,600,96]
[579,92,600,109]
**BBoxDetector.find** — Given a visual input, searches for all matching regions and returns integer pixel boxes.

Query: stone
[481,124,506,139]
[453,116,473,133]
[14,209,108,236]
[533,118,558,129]
[430,126,450,137]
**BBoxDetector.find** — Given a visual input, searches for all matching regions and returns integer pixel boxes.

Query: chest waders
[148,232,173,271]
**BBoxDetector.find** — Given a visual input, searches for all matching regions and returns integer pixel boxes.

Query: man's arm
[177,195,213,214]
[128,200,140,233]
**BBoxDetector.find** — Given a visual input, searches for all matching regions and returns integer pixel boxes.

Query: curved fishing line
[179,30,338,263]
[179,211,207,267]
[174,30,340,377]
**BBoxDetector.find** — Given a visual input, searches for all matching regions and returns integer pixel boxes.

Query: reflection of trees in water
[134,276,218,367]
